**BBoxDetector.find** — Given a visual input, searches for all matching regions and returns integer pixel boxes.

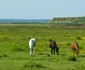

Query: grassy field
[0,23,85,70]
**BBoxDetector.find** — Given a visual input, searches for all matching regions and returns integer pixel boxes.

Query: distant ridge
[49,16,85,24]
[0,19,50,23]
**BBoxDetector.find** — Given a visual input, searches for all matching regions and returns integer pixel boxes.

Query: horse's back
[71,41,79,50]
[49,41,57,48]
[71,41,79,56]
[29,38,36,48]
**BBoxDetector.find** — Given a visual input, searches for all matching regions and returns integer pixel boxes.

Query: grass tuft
[68,56,76,61]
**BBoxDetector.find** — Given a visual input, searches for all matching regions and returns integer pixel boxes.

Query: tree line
[49,16,85,24]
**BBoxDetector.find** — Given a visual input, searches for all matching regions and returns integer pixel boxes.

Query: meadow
[0,23,85,70]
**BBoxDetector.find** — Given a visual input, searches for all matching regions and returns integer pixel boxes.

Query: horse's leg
[56,47,59,55]
[51,48,53,55]
[73,50,75,57]
[30,48,32,55]
[51,48,52,55]
[30,47,33,55]
[32,48,33,55]
[33,47,35,54]
[75,50,78,56]
[54,48,55,54]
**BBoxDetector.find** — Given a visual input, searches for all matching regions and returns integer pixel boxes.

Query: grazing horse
[49,39,59,55]
[29,38,36,55]
[71,41,79,56]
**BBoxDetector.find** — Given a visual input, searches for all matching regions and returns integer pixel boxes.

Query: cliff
[49,16,85,24]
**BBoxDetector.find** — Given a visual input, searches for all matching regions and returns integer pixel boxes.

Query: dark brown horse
[71,41,79,56]
[49,39,59,55]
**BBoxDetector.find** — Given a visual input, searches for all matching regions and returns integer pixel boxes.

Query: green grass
[0,24,85,70]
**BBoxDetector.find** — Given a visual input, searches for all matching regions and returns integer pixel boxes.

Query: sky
[0,0,85,19]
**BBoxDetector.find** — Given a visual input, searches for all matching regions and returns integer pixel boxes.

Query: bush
[12,47,24,52]
[66,42,71,46]
[22,61,46,70]
[68,56,76,61]
[76,37,82,40]
[3,54,8,57]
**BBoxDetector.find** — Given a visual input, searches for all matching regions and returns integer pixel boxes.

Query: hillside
[49,16,85,24]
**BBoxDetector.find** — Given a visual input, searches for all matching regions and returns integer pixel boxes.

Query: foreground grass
[0,24,85,70]
[0,52,85,70]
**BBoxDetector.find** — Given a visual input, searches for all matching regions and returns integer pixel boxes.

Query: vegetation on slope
[50,16,85,24]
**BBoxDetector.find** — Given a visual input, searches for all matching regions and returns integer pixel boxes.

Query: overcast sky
[0,0,85,19]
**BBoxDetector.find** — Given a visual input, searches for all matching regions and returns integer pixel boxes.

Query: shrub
[68,56,76,61]
[12,47,24,52]
[3,54,8,57]
[22,61,46,70]
[76,37,82,40]
[66,42,71,46]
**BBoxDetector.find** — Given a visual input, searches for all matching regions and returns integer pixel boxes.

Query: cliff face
[49,17,85,24]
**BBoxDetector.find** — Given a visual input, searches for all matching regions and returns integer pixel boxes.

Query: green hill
[49,16,85,24]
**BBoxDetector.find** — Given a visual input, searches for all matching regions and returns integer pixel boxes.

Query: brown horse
[49,39,59,55]
[71,41,79,56]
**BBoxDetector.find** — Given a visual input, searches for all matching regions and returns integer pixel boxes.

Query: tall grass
[0,24,85,70]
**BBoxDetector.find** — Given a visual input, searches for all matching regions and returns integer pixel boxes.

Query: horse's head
[76,49,79,56]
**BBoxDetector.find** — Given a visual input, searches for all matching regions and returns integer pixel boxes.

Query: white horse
[29,38,36,55]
